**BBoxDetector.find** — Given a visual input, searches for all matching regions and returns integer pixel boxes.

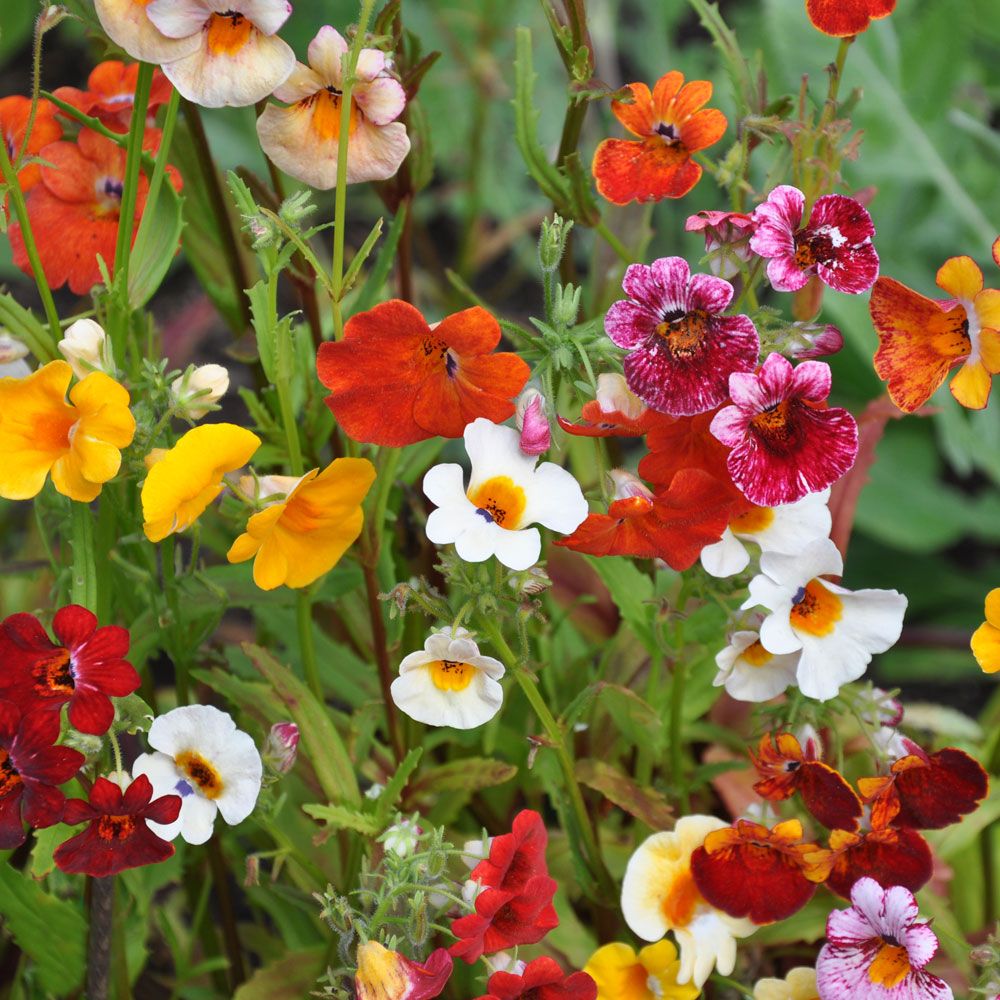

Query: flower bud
[795,723,823,760]
[171,363,229,420]
[553,283,581,328]
[382,817,421,857]
[538,214,574,273]
[364,782,385,800]
[38,5,70,32]
[0,332,30,378]
[784,321,844,359]
[515,388,551,455]
[263,721,299,775]
[595,372,647,421]
[607,468,653,501]
[58,319,115,379]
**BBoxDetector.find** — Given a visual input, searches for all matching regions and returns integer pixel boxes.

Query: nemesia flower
[584,941,699,1000]
[815,878,952,1000]
[753,967,818,1000]
[713,628,801,703]
[145,0,295,108]
[257,25,410,188]
[58,319,115,380]
[744,537,906,701]
[469,809,548,893]
[54,774,180,877]
[476,957,596,1000]
[383,818,422,857]
[710,353,859,507]
[354,941,453,1000]
[171,363,230,420]
[0,360,135,503]
[0,333,30,379]
[806,0,896,37]
[557,373,655,438]
[515,388,551,456]
[390,627,505,730]
[592,71,726,204]
[226,457,375,590]
[141,423,261,542]
[262,721,298,775]
[556,468,734,570]
[621,816,756,988]
[423,418,588,571]
[605,256,759,416]
[700,488,832,578]
[972,588,1000,673]
[0,605,139,735]
[0,700,85,849]
[870,258,1000,411]
[750,185,879,295]
[94,0,201,63]
[0,95,62,191]
[318,301,529,446]
[132,705,263,845]
[685,210,754,279]
[855,685,904,728]
[52,61,173,132]
[785,322,844,360]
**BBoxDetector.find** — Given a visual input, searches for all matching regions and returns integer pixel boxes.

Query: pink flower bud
[515,389,551,455]
[265,722,299,774]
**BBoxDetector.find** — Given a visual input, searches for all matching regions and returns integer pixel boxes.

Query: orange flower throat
[790,579,843,636]
[175,750,224,799]
[206,11,254,55]
[468,476,526,529]
[0,749,22,797]
[655,309,709,361]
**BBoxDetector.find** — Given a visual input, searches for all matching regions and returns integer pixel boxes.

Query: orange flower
[592,71,726,205]
[806,0,895,37]
[52,61,173,133]
[0,96,62,191]
[317,300,530,447]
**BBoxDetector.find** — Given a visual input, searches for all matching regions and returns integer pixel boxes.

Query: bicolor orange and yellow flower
[971,588,1000,674]
[584,941,699,1000]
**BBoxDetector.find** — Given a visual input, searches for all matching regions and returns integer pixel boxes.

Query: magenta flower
[816,878,952,1000]
[605,256,759,416]
[684,209,755,278]
[710,353,858,506]
[750,185,879,294]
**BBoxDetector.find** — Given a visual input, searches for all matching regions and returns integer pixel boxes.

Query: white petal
[230,0,291,35]
[748,490,832,554]
[426,503,477,546]
[759,537,842,589]
[149,705,237,758]
[700,528,750,578]
[307,25,348,84]
[445,636,480,661]
[271,62,324,103]
[519,462,588,534]
[145,0,209,38]
[344,120,410,184]
[492,528,541,570]
[390,667,503,729]
[256,101,339,189]
[175,794,219,845]
[465,418,536,492]
[398,649,433,674]
[454,521,503,564]
[743,573,791,613]
[758,606,802,655]
[354,48,386,82]
[355,75,405,125]
[423,463,466,508]
[96,0,202,61]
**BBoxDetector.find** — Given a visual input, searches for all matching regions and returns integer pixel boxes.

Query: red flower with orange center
[53,61,173,132]
[317,300,530,447]
[0,95,62,191]
[592,71,727,205]
[476,957,596,1000]
[806,0,896,37]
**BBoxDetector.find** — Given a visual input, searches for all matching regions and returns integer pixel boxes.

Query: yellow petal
[949,359,992,409]
[50,453,102,503]
[974,288,1000,331]
[251,538,290,591]
[972,621,1000,673]
[639,940,701,1000]
[584,943,645,1000]
[985,588,1000,628]
[936,255,983,301]
[226,530,263,565]
[979,327,1000,375]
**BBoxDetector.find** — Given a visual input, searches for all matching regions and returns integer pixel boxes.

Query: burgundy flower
[476,957,596,1000]
[0,699,85,849]
[710,353,858,506]
[684,209,755,278]
[750,185,878,294]
[54,774,181,877]
[0,605,140,735]
[605,257,759,416]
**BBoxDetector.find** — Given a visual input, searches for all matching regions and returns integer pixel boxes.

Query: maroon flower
[605,256,759,416]
[0,605,140,735]
[54,774,180,877]
[710,352,858,506]
[750,185,879,294]
[476,957,597,1000]
[0,699,85,849]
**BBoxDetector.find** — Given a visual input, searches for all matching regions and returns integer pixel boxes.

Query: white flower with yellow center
[744,538,907,702]
[621,815,756,988]
[423,417,589,571]
[701,489,832,578]
[713,628,800,702]
[390,626,505,730]
[132,705,263,845]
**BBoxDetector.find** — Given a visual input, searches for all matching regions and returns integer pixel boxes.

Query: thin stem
[297,591,323,700]
[161,535,189,705]
[70,502,97,611]
[207,835,247,990]
[135,87,180,245]
[594,219,633,265]
[362,560,405,764]
[86,876,115,1000]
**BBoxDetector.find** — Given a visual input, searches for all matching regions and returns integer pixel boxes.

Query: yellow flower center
[789,579,842,637]
[306,88,359,142]
[206,11,254,55]
[730,505,774,534]
[654,310,709,361]
[428,659,475,692]
[468,476,526,530]
[175,750,224,799]
[868,941,911,988]
[740,639,774,668]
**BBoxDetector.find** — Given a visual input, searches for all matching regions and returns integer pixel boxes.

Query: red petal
[893,747,988,829]
[66,687,115,736]
[123,773,154,813]
[806,0,896,36]
[824,828,932,899]
[88,776,125,813]
[0,789,27,849]
[145,792,182,826]
[20,779,66,829]
[797,761,863,831]
[471,809,549,892]
[52,605,98,650]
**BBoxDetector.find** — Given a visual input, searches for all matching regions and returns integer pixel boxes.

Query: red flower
[0,700,84,849]
[815,822,932,900]
[54,774,180,877]
[557,375,655,438]
[592,71,727,205]
[806,0,895,37]
[476,957,596,1000]
[0,95,63,191]
[751,732,862,831]
[317,301,530,447]
[690,818,827,924]
[52,61,173,133]
[0,605,140,735]
[470,809,550,892]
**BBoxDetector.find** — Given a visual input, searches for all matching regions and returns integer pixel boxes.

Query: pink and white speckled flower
[816,878,952,1000]
[750,185,879,295]
[710,353,858,507]
[685,209,755,279]
[605,257,759,416]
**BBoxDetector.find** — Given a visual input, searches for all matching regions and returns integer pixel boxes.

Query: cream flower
[423,417,589,571]
[256,25,410,188]
[744,537,907,702]
[0,332,30,378]
[58,319,116,380]
[95,0,201,64]
[132,705,262,845]
[713,628,800,703]
[390,626,505,730]
[753,967,818,1000]
[621,815,755,988]
[171,363,229,420]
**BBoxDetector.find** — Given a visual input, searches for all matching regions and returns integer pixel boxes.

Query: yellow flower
[226,457,376,590]
[585,941,700,1000]
[0,360,135,502]
[142,423,260,542]
[753,967,818,1000]
[972,588,1000,674]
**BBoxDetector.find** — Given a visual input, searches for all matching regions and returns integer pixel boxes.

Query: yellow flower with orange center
[752,967,818,1000]
[971,588,1000,674]
[0,360,135,502]
[584,941,700,1000]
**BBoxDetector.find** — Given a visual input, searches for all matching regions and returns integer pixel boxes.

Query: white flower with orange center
[423,417,589,571]
[744,538,907,702]
[145,0,295,108]
[256,25,410,188]
[95,0,202,64]
[390,627,505,730]
[713,628,801,703]
[700,489,832,578]
[621,815,755,988]
[132,705,262,845]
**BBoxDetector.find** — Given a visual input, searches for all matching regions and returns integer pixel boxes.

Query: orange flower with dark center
[52,60,173,132]
[592,71,727,205]
[0,95,62,191]
[317,300,530,446]
[806,0,896,37]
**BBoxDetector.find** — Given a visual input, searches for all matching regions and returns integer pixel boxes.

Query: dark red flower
[476,956,596,1000]
[470,809,550,893]
[817,823,932,900]
[0,699,84,849]
[0,605,140,735]
[54,774,180,877]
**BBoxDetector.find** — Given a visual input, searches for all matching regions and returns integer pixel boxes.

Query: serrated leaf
[302,802,380,836]
[596,683,664,751]
[576,759,673,830]
[374,747,423,826]
[411,757,518,795]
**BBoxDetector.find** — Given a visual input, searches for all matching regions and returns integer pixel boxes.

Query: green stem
[161,535,189,705]
[297,591,322,700]
[271,268,304,476]
[133,87,180,252]
[594,219,633,265]
[669,655,688,807]
[710,973,753,998]
[70,502,97,611]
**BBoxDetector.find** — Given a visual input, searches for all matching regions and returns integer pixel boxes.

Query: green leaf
[583,556,656,650]
[576,759,673,830]
[351,202,408,314]
[0,291,56,362]
[128,178,184,307]
[374,748,423,826]
[233,947,324,1000]
[411,757,518,795]
[595,683,664,752]
[302,802,380,836]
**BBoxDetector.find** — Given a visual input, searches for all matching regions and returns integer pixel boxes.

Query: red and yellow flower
[355,941,452,1000]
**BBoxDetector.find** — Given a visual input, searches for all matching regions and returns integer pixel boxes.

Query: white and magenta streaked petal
[766,255,811,292]
[900,922,939,971]
[605,299,660,349]
[815,942,877,998]
[710,402,750,447]
[809,193,875,245]
[828,881,881,944]
[788,322,844,359]
[355,75,406,126]
[751,185,805,240]
[649,256,693,311]
[307,24,349,84]
[789,358,833,401]
[620,261,666,312]
[687,272,735,313]
[817,242,880,294]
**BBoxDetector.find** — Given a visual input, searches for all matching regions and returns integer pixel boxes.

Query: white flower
[595,372,647,420]
[390,626,505,730]
[744,538,907,702]
[172,363,230,420]
[621,815,755,988]
[713,629,800,703]
[0,332,30,378]
[382,818,421,857]
[132,705,263,845]
[364,782,385,800]
[423,417,588,570]
[58,319,115,380]
[701,489,832,578]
